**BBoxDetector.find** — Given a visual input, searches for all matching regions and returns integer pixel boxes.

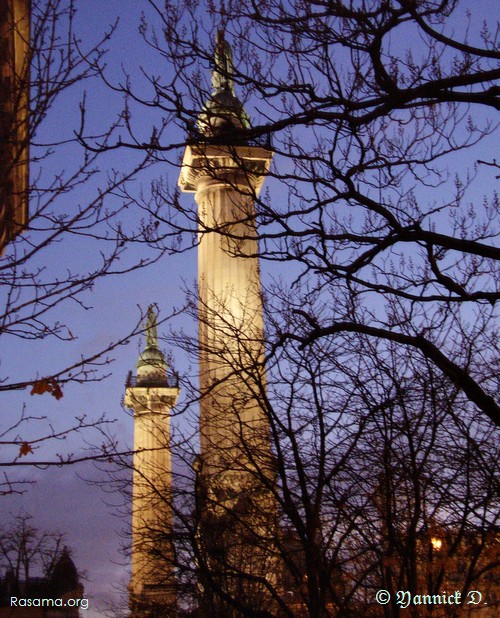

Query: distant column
[124,307,179,616]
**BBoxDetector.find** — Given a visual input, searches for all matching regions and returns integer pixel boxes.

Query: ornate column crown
[197,30,251,137]
[136,305,168,384]
[212,29,235,94]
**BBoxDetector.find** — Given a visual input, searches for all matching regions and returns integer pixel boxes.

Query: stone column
[180,143,273,487]
[124,308,179,616]
[178,32,280,613]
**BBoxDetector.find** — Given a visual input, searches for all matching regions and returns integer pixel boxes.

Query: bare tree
[1,0,153,389]
[80,1,499,614]
[0,1,181,480]
[117,293,498,617]
[101,0,500,426]
[0,513,85,611]
[0,514,66,583]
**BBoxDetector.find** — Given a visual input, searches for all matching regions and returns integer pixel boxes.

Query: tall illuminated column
[179,31,274,502]
[178,35,278,613]
[124,307,179,616]
[0,0,30,253]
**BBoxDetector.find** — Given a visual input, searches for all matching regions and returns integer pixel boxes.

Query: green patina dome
[136,344,167,372]
[198,88,251,135]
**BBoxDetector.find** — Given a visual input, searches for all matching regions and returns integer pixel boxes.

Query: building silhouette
[0,547,84,618]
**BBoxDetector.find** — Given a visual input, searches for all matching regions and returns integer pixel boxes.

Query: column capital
[178,143,273,194]
[124,386,179,414]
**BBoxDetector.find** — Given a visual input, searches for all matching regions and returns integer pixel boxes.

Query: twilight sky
[1,1,498,616]
[1,2,195,615]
